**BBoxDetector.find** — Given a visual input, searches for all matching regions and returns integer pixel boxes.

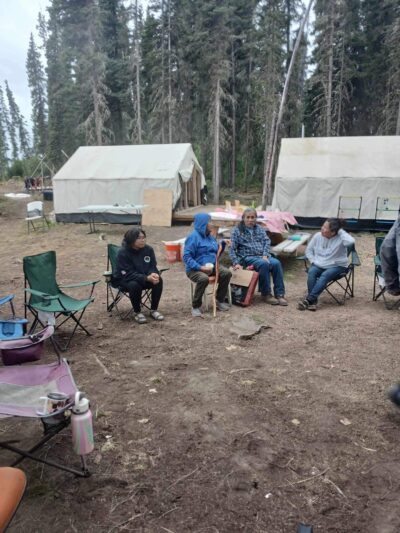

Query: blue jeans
[244,256,285,297]
[306,265,348,303]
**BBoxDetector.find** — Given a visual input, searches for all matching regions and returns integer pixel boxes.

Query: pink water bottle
[71,392,94,456]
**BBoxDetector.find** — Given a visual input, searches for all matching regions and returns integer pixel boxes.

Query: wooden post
[262,0,314,210]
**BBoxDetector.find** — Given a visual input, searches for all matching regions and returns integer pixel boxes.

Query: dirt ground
[1,186,400,533]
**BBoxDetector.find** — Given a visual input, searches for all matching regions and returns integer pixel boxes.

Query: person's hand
[147,273,160,284]
[233,264,243,270]
[262,255,270,263]
[224,239,231,246]
[200,265,213,274]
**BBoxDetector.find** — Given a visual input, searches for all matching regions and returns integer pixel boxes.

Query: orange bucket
[163,241,181,263]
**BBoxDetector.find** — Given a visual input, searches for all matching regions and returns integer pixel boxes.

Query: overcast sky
[0,0,49,124]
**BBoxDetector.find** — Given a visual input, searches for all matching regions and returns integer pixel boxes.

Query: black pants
[120,278,163,313]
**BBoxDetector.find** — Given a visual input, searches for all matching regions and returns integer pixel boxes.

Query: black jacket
[113,242,159,288]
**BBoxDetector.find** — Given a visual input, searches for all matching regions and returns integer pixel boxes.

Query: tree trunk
[92,83,102,145]
[262,0,314,210]
[161,0,165,143]
[326,3,334,136]
[167,0,172,143]
[231,40,236,190]
[134,0,142,143]
[337,38,345,136]
[261,111,276,209]
[396,98,400,135]
[212,78,221,204]
[243,101,251,193]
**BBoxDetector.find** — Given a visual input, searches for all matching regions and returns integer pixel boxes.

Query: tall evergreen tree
[4,81,30,159]
[4,81,18,160]
[381,0,400,134]
[26,33,48,154]
[0,86,9,177]
[98,0,131,144]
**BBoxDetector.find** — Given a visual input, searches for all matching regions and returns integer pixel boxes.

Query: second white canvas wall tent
[272,136,400,230]
[53,143,206,224]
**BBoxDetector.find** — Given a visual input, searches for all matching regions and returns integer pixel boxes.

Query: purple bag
[0,326,54,366]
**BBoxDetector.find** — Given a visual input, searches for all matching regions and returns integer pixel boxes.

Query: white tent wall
[272,137,400,220]
[53,143,206,217]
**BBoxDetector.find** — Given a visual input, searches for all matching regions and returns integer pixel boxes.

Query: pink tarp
[211,209,297,234]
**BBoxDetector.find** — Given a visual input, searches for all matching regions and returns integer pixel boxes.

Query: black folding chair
[105,244,168,319]
[373,235,400,310]
[299,244,361,305]
[373,236,385,302]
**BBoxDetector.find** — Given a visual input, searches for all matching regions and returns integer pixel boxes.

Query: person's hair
[124,227,146,246]
[325,218,345,235]
[238,207,258,232]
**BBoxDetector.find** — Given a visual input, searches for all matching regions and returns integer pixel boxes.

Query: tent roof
[53,143,202,181]
[276,136,400,179]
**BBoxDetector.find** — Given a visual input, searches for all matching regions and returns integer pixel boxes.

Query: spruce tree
[0,86,9,178]
[98,0,131,144]
[4,81,30,160]
[26,33,48,155]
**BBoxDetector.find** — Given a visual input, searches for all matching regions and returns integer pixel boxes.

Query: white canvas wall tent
[272,136,400,230]
[53,143,206,224]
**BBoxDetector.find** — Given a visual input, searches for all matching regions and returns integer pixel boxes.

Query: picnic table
[271,233,311,256]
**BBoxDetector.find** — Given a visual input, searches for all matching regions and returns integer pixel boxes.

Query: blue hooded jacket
[183,213,218,272]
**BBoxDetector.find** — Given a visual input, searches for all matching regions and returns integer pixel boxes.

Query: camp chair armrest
[350,250,361,267]
[59,279,100,289]
[0,295,14,306]
[24,288,60,300]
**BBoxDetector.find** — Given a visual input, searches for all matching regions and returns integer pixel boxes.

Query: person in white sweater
[298,218,355,311]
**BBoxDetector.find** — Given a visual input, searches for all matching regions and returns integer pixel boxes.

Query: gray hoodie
[306,229,355,269]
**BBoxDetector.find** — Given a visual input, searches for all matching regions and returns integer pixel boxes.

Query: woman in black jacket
[114,228,164,324]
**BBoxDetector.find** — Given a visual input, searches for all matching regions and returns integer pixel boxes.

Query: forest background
[0,0,399,203]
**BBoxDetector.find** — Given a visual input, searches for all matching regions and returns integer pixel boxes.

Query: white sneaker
[216,301,230,311]
[191,307,203,317]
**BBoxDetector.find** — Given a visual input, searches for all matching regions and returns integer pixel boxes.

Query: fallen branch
[107,513,142,533]
[165,466,200,492]
[92,352,110,376]
[110,489,137,513]
[275,467,330,489]
[324,476,346,498]
[154,506,179,521]
[353,441,377,453]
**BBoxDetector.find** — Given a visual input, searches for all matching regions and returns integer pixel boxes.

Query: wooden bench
[271,233,311,256]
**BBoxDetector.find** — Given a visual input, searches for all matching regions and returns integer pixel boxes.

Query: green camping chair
[23,251,100,351]
[105,243,168,319]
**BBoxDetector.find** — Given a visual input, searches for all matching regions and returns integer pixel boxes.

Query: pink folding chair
[0,328,93,477]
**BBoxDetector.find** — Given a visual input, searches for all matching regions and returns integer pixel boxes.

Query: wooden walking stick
[212,243,223,318]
